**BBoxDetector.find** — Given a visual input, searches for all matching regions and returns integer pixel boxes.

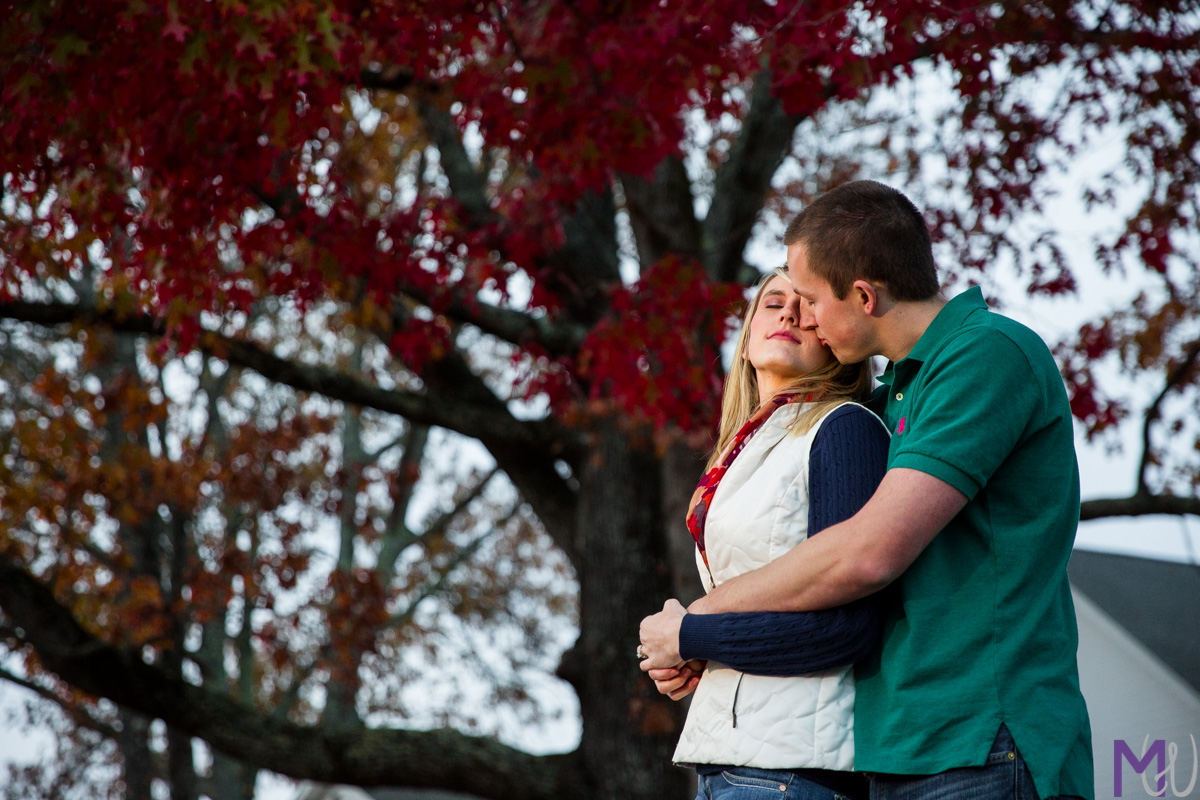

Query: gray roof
[366,792,486,800]
[1068,548,1200,693]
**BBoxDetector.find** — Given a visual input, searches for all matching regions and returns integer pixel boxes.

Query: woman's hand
[648,660,706,701]
[638,598,687,669]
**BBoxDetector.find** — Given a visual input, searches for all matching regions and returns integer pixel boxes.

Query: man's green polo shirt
[854,287,1093,800]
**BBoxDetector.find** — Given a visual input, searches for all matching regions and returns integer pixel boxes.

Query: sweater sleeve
[678,404,889,676]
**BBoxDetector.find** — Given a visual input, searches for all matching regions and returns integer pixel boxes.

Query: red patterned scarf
[687,392,809,569]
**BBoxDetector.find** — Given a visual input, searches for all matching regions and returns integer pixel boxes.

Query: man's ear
[851,279,880,315]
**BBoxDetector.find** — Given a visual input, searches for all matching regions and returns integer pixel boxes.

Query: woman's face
[744,275,835,389]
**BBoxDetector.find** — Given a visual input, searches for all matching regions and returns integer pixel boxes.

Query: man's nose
[798,304,817,329]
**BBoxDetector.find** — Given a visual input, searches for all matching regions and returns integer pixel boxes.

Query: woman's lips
[769,331,798,342]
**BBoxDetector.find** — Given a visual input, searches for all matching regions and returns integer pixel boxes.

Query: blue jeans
[696,767,860,800]
[868,725,1052,800]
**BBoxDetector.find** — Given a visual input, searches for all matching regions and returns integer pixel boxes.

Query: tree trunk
[564,426,692,800]
[118,709,154,800]
[167,727,199,800]
[195,596,259,799]
[661,441,709,607]
[209,751,258,800]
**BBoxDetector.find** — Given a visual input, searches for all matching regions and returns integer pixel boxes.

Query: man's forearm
[689,520,879,614]
[689,468,967,614]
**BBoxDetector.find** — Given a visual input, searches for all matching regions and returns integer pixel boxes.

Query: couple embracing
[637,181,1094,800]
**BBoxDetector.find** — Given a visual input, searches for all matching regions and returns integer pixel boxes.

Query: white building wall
[1073,588,1200,799]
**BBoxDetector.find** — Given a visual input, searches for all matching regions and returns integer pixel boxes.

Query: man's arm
[639,403,890,673]
[689,467,968,614]
[668,404,889,671]
[688,327,1042,615]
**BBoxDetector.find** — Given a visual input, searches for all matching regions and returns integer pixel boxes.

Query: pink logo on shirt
[897,417,906,434]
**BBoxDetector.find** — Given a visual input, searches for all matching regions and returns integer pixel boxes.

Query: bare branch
[1136,339,1200,495]
[422,467,502,543]
[0,300,572,453]
[437,291,589,355]
[703,70,805,282]
[383,306,581,550]
[376,423,432,582]
[0,559,587,799]
[487,0,528,63]
[2,298,582,561]
[1033,18,1200,56]
[0,665,120,740]
[375,463,500,588]
[1080,494,1200,521]
[386,503,518,631]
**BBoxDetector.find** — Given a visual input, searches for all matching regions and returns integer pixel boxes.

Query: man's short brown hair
[783,180,939,302]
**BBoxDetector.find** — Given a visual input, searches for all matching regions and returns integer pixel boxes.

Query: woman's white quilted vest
[672,401,872,771]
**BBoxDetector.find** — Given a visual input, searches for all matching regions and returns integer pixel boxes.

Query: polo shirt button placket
[895,392,903,401]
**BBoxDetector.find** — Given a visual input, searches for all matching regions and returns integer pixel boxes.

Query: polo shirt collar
[879,286,988,386]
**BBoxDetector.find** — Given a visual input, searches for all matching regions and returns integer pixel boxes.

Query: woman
[658,269,889,800]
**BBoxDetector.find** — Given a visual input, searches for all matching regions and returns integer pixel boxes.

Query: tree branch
[0,665,122,739]
[244,146,587,544]
[0,559,587,799]
[0,300,571,453]
[386,505,516,632]
[416,94,494,227]
[358,66,434,94]
[357,71,604,348]
[422,467,502,545]
[2,298,582,561]
[424,290,588,356]
[549,185,622,324]
[383,303,581,552]
[1136,339,1200,495]
[376,424,432,587]
[1027,16,1200,57]
[620,157,702,266]
[251,174,589,356]
[415,95,619,325]
[1079,494,1200,521]
[703,70,805,282]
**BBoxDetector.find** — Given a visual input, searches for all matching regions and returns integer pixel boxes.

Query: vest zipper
[730,672,744,728]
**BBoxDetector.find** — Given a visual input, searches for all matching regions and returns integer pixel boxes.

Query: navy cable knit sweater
[678,403,890,676]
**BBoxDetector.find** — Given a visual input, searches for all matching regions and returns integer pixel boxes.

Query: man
[640,180,1093,800]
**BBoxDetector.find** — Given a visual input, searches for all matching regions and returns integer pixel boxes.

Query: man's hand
[638,599,687,670]
[648,660,705,701]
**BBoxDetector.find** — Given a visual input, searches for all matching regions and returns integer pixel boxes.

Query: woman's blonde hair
[708,268,875,470]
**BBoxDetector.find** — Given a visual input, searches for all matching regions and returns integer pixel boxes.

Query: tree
[2,1,1198,799]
